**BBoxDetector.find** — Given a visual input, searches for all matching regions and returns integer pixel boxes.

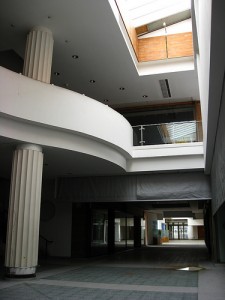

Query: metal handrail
[132,120,200,128]
[39,235,53,258]
[132,120,202,146]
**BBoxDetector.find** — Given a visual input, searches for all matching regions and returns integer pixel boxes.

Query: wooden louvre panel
[138,32,194,62]
[138,36,167,62]
[136,25,148,36]
[167,32,194,58]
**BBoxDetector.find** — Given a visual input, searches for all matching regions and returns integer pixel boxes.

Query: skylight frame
[124,0,191,28]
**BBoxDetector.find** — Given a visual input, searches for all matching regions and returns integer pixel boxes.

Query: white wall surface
[193,0,213,171]
[188,218,203,226]
[187,225,198,239]
[194,0,211,134]
[127,154,204,172]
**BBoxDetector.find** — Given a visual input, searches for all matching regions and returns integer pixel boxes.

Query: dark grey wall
[211,79,225,214]
[57,172,211,202]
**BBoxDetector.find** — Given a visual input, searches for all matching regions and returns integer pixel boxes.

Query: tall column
[23,26,54,83]
[108,209,115,254]
[144,212,157,245]
[134,216,142,248]
[5,144,43,277]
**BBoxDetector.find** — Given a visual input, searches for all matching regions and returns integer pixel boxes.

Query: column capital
[23,26,54,83]
[30,26,53,36]
[17,144,42,152]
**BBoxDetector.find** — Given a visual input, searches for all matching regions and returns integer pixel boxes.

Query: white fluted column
[23,26,54,83]
[5,144,43,277]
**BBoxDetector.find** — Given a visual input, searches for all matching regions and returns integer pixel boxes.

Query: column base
[5,266,36,278]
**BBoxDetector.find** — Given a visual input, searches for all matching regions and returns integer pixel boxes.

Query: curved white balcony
[0,67,204,174]
[0,67,133,170]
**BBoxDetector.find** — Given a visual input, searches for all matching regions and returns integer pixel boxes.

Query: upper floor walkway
[0,67,204,174]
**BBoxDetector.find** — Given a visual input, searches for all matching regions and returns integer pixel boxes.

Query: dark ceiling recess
[152,202,190,209]
[0,49,23,73]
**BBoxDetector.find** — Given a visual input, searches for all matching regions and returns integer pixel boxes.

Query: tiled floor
[0,242,225,300]
[44,266,198,287]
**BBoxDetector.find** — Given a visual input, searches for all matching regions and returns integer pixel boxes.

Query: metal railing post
[139,125,145,146]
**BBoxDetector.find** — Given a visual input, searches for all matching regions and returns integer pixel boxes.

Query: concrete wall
[211,82,225,213]
[39,179,72,257]
[215,203,225,262]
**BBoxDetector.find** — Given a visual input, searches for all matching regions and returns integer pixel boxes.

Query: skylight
[110,0,195,75]
[124,0,191,27]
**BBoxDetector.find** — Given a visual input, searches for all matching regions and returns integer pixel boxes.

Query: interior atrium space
[0,0,225,299]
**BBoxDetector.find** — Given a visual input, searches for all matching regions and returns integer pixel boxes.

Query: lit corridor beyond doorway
[0,243,225,300]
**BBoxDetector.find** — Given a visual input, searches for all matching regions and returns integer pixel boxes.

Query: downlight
[159,79,171,98]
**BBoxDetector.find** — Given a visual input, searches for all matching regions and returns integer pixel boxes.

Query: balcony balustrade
[133,121,203,146]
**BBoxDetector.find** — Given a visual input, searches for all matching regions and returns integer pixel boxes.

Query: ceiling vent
[159,79,171,98]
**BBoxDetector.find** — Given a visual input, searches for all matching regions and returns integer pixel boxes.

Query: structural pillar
[144,211,157,245]
[5,144,43,277]
[23,26,54,83]
[108,209,115,254]
[134,216,142,248]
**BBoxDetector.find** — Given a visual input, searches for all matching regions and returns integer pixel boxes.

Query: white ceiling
[0,0,200,179]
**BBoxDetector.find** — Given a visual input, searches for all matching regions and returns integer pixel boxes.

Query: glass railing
[133,121,203,146]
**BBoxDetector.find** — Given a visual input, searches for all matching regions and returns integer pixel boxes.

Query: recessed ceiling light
[72,55,79,59]
[54,72,60,76]
[142,95,148,98]
[90,80,95,83]
[119,87,125,90]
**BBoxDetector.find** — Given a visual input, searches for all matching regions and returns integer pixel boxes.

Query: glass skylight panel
[124,0,191,27]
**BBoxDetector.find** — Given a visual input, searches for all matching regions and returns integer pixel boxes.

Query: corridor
[0,242,225,300]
